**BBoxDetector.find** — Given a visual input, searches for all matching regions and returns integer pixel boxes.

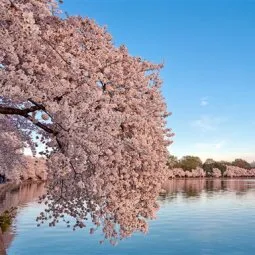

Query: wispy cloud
[200,97,209,106]
[191,115,226,132]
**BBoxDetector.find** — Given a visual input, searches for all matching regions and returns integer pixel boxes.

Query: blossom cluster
[224,166,255,178]
[0,0,172,243]
[168,167,206,178]
[0,115,24,181]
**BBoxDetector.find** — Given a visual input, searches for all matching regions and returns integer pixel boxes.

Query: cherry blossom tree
[0,97,47,182]
[190,167,205,178]
[248,169,255,177]
[172,168,185,178]
[224,166,247,178]
[168,166,255,179]
[169,167,205,178]
[222,165,255,178]
[0,115,26,182]
[0,0,172,241]
[185,170,192,178]
[212,168,222,178]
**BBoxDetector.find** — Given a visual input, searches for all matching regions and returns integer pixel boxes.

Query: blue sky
[62,0,255,162]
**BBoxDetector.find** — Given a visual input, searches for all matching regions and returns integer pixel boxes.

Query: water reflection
[0,182,45,254]
[162,178,255,196]
[159,178,255,206]
[1,179,255,254]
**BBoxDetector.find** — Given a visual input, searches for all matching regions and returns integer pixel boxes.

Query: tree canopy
[0,0,172,242]
[232,158,251,169]
[179,156,202,171]
[0,115,26,181]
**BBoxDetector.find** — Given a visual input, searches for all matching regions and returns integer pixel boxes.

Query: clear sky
[62,0,255,162]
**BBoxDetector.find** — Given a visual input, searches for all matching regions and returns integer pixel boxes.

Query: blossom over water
[0,0,172,244]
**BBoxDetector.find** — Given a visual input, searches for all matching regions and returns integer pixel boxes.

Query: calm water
[2,179,255,255]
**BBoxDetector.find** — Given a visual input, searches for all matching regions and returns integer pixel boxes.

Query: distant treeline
[167,156,255,178]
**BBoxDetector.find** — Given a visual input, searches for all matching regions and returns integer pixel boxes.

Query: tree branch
[0,105,57,135]
[27,99,46,111]
[0,105,40,116]
[27,116,57,134]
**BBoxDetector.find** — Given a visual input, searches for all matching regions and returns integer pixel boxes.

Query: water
[1,179,255,255]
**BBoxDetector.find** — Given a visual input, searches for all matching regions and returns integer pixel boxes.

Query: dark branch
[28,98,55,122]
[56,137,63,150]
[8,0,19,10]
[0,105,40,116]
[0,105,57,135]
[28,98,46,111]
[40,36,70,66]
[27,116,57,134]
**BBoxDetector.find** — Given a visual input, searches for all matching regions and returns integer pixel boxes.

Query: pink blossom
[0,0,172,244]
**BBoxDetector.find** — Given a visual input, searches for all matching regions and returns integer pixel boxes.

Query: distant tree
[204,158,215,165]
[179,156,202,171]
[219,160,232,166]
[232,159,251,169]
[167,155,179,168]
[0,116,26,182]
[250,161,255,168]
[212,168,222,178]
[190,167,205,178]
[224,165,246,177]
[203,161,226,176]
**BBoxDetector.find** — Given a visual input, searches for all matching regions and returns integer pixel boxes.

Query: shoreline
[0,180,46,213]
[0,180,45,196]
[167,177,255,180]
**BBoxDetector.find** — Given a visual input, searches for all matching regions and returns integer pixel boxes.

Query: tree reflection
[1,178,255,251]
[161,178,255,200]
[0,182,45,254]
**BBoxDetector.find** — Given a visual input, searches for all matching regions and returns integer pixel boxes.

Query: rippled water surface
[2,179,255,255]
